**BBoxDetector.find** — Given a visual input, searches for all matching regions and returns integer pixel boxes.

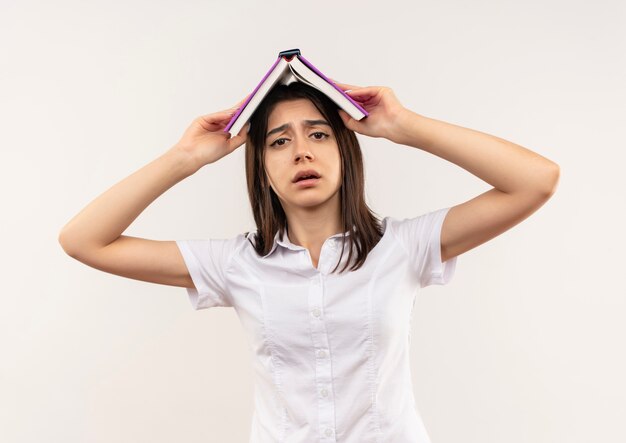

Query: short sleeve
[175,236,241,310]
[389,207,457,288]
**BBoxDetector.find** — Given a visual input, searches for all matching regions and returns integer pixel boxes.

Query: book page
[288,65,316,87]
[289,57,366,121]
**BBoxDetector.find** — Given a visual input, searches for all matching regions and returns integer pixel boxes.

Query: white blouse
[176,207,457,443]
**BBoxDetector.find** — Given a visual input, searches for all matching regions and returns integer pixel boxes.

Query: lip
[293,177,321,187]
[292,169,321,183]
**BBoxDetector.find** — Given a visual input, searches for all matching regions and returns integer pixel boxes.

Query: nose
[293,138,314,162]
[294,151,313,162]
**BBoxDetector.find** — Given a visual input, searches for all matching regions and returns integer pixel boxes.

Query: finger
[232,94,251,109]
[343,89,380,103]
[200,109,236,122]
[329,78,360,89]
[197,112,237,131]
[333,81,363,91]
[337,109,363,133]
[199,93,250,126]
[342,85,379,95]
[332,82,378,103]
[211,95,249,122]
[227,123,249,150]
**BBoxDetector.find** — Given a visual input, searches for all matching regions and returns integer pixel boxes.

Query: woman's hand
[173,95,250,169]
[331,80,410,142]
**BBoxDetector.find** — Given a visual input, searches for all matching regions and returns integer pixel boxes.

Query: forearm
[391,110,560,195]
[59,146,197,254]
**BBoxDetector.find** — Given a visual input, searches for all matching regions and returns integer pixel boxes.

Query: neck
[284,193,343,250]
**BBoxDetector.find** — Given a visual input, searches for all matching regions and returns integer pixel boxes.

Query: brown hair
[243,82,384,274]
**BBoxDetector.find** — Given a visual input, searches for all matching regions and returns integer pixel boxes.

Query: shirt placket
[308,272,337,442]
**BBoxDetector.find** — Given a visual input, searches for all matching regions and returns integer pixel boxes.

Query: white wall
[1,0,624,442]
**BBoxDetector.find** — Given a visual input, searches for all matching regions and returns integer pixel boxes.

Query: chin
[294,197,329,208]
[284,191,330,207]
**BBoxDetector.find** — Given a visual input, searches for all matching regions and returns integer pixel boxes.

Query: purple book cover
[223,51,368,133]
[223,56,282,133]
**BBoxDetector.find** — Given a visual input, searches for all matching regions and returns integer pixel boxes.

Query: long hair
[244,82,384,274]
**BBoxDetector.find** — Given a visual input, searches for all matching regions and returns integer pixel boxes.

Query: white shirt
[176,207,457,443]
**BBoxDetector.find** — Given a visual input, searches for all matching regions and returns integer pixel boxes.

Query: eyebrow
[266,119,330,139]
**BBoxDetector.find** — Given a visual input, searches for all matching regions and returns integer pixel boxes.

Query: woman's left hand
[331,80,409,142]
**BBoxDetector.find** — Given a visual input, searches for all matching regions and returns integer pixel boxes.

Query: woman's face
[263,98,342,212]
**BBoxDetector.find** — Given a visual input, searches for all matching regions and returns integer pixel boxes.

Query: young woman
[59,81,559,442]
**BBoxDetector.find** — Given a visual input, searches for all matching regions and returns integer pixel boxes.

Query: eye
[269,137,288,148]
[269,132,330,148]
[311,131,329,140]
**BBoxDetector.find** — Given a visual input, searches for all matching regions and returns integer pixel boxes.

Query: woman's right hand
[173,95,250,170]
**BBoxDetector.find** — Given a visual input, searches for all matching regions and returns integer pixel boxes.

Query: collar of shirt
[247,226,354,259]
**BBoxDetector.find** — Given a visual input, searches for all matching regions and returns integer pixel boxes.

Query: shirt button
[325,428,333,437]
[317,349,327,358]
[312,308,321,318]
[320,388,328,397]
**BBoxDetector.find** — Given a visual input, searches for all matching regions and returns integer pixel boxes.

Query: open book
[224,48,369,135]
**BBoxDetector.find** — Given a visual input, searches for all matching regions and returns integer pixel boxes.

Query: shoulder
[384,208,450,231]
[177,231,251,269]
[223,232,252,260]
[383,208,451,247]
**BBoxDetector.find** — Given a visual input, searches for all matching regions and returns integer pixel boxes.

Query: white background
[1,0,625,442]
